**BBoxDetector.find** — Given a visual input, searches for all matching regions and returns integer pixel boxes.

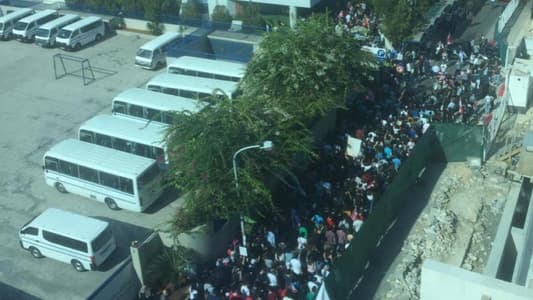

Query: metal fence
[325,127,442,300]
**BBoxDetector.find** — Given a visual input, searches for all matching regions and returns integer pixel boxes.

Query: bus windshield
[57,29,71,38]
[14,21,28,30]
[136,49,152,59]
[35,28,49,38]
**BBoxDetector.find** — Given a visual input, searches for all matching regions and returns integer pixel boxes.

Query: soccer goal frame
[53,53,96,86]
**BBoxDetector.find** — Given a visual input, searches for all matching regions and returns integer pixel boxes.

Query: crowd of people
[139,1,504,299]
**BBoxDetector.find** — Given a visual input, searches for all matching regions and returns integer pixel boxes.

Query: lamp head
[260,140,274,151]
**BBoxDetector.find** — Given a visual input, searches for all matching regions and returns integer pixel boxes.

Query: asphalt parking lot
[0,32,180,299]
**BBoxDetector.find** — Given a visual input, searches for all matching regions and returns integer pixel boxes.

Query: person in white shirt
[267,270,278,287]
[289,256,302,276]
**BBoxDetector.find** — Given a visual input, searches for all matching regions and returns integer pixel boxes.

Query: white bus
[12,9,57,42]
[111,88,207,125]
[167,56,246,82]
[56,16,105,51]
[19,208,116,272]
[0,8,34,40]
[79,114,169,167]
[146,73,239,100]
[43,139,163,212]
[135,32,180,70]
[35,14,80,47]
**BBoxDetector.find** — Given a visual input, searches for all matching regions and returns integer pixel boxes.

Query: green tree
[180,0,200,20]
[370,0,432,45]
[165,95,313,233]
[241,14,375,124]
[144,0,165,35]
[211,5,233,25]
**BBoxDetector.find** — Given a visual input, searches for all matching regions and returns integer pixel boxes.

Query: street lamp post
[232,140,273,247]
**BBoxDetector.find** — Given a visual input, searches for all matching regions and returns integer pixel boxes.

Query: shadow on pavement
[351,162,447,299]
[90,216,153,272]
[0,281,40,300]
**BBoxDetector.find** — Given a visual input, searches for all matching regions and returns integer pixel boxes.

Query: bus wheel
[74,43,81,51]
[55,182,67,193]
[29,247,43,258]
[95,34,102,42]
[105,198,119,210]
[71,260,85,272]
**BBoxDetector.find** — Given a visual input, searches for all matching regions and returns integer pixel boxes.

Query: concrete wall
[421,259,533,300]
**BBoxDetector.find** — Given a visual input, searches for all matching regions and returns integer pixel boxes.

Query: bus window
[112,137,130,152]
[99,172,119,190]
[129,104,144,118]
[162,112,175,125]
[134,143,149,157]
[179,89,195,99]
[45,156,58,171]
[96,133,112,148]
[118,177,133,194]
[112,101,127,114]
[147,85,161,92]
[79,166,98,183]
[58,160,79,177]
[143,107,159,121]
[163,88,179,96]
[183,69,196,76]
[169,67,185,75]
[79,130,94,143]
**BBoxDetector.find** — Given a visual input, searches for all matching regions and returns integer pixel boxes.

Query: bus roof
[79,114,168,148]
[30,208,108,241]
[167,56,246,79]
[146,73,239,96]
[17,9,56,24]
[140,32,180,52]
[0,8,33,23]
[113,88,208,113]
[61,16,101,32]
[44,139,156,178]
[39,14,79,30]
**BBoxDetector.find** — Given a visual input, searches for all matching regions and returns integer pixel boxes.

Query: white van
[135,32,179,70]
[0,8,34,40]
[56,16,105,51]
[12,9,57,42]
[19,208,117,272]
[35,14,80,47]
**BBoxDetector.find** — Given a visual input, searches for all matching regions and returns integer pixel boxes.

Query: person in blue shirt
[392,157,402,171]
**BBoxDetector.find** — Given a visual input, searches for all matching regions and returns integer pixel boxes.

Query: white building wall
[421,259,533,300]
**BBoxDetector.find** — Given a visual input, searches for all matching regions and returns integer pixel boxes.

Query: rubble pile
[385,176,462,300]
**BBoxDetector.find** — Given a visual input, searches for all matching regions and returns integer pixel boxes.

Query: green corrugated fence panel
[434,123,484,162]
[325,128,440,299]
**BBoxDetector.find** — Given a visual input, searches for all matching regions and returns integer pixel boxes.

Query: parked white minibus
[146,73,239,100]
[135,32,180,70]
[43,139,164,212]
[167,56,246,82]
[19,208,117,272]
[0,8,34,40]
[12,9,57,42]
[79,114,169,167]
[56,16,104,51]
[111,88,207,125]
[35,14,80,47]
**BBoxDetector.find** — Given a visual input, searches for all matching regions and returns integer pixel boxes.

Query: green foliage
[165,13,374,235]
[211,5,233,24]
[237,3,265,30]
[241,14,375,124]
[180,0,200,19]
[370,0,432,45]
[165,96,314,224]
[145,246,195,288]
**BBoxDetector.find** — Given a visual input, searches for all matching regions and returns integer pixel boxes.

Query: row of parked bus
[41,55,246,215]
[23,54,247,272]
[0,7,105,50]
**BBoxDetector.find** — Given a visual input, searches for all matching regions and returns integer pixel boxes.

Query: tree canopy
[242,14,374,124]
[166,14,375,234]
